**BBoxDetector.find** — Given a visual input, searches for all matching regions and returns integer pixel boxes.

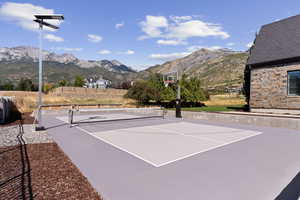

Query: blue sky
[0,0,300,70]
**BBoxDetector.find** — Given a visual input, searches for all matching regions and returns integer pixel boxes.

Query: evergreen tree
[17,78,35,91]
[180,75,208,102]
[73,76,85,87]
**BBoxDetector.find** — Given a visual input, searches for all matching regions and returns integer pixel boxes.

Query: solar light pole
[33,15,64,131]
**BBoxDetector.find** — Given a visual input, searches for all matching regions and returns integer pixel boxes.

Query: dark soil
[0,142,102,200]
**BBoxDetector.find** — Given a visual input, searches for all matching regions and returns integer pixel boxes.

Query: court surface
[44,112,300,200]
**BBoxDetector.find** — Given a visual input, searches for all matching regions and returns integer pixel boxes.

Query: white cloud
[122,50,135,55]
[115,22,124,29]
[138,15,168,40]
[88,34,103,43]
[0,2,62,31]
[157,39,187,46]
[247,42,254,48]
[227,42,235,46]
[149,52,190,61]
[167,20,230,40]
[170,15,192,23]
[138,15,230,41]
[98,50,111,55]
[44,34,64,42]
[187,45,223,52]
[52,47,82,52]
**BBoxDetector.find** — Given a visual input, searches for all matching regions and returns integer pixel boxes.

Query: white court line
[75,126,161,167]
[143,125,259,145]
[75,123,263,168]
[155,131,262,167]
[150,126,224,143]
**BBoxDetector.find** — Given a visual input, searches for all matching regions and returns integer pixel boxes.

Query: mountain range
[0,46,249,92]
[0,46,136,87]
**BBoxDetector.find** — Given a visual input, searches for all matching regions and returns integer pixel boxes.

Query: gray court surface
[44,112,300,200]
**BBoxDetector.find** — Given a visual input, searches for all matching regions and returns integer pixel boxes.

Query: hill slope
[140,49,249,92]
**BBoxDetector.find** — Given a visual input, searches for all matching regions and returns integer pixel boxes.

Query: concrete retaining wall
[42,107,300,130]
[165,111,300,130]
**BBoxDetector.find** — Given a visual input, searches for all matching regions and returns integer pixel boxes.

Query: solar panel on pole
[33,15,64,131]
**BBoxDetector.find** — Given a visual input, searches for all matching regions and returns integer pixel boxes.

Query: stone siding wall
[250,62,300,110]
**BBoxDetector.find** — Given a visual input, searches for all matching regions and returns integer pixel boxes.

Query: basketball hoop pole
[175,71,182,118]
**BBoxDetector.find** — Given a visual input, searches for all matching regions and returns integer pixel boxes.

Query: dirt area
[0,142,102,200]
[203,94,245,106]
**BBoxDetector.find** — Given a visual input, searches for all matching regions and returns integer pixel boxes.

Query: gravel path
[0,125,53,147]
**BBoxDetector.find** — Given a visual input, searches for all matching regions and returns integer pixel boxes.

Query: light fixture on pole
[33,14,64,131]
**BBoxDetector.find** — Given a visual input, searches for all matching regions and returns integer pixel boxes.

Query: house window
[288,71,300,96]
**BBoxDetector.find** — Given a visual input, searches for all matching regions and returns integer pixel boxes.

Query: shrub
[58,79,69,87]
[1,82,14,91]
[125,80,156,103]
[17,78,36,91]
[43,83,56,94]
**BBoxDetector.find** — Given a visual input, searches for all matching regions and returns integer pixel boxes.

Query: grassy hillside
[188,53,248,90]
[137,51,248,92]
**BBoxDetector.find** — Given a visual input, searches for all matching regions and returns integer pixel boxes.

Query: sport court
[45,108,300,200]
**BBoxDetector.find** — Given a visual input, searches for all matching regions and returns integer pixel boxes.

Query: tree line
[1,74,210,106]
[0,76,86,93]
[125,74,209,106]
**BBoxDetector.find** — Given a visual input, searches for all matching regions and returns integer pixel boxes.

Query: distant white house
[84,77,111,89]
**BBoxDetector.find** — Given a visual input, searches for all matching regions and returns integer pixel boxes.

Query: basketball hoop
[163,73,177,87]
[164,80,173,87]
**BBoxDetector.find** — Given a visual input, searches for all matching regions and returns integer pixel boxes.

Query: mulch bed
[0,142,102,200]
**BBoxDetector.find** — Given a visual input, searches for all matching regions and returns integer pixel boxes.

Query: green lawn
[170,105,246,112]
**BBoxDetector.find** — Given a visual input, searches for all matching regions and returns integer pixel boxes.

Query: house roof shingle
[247,14,300,66]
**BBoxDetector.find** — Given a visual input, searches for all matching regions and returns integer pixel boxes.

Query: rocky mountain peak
[0,46,133,73]
[154,48,238,74]
[111,60,123,66]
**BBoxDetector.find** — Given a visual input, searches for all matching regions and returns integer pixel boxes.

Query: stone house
[247,15,300,114]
